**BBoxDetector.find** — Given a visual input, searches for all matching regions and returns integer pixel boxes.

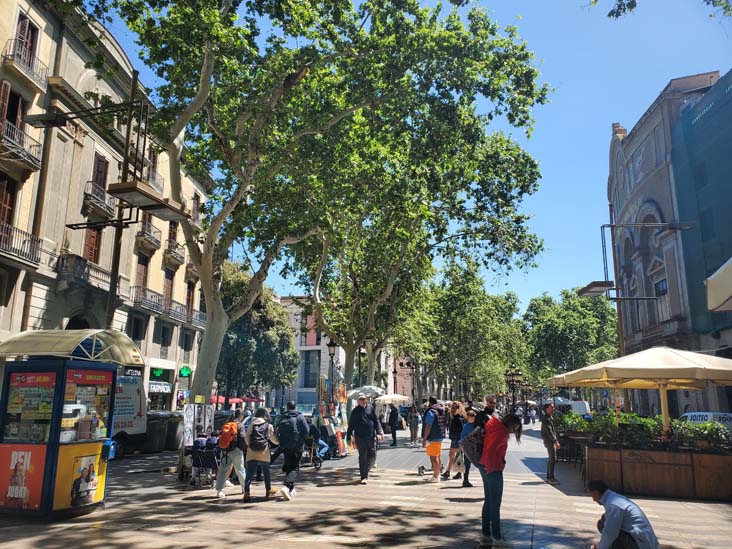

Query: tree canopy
[597,0,731,18]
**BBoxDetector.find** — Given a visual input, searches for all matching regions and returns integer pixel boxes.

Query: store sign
[149,381,172,394]
[179,366,192,378]
[68,370,113,385]
[124,367,142,377]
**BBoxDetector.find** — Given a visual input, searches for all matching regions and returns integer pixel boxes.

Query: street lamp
[392,362,398,394]
[504,366,523,413]
[327,338,338,406]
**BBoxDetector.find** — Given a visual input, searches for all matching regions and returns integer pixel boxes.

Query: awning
[0,329,145,366]
[706,256,732,311]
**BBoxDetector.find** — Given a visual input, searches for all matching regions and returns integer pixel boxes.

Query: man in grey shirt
[540,403,560,485]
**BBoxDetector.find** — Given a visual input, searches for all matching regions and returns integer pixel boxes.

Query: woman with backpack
[442,401,466,480]
[478,413,523,548]
[243,408,279,502]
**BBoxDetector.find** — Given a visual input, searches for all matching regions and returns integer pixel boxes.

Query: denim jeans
[479,467,504,539]
[215,448,246,492]
[316,439,329,459]
[244,460,271,493]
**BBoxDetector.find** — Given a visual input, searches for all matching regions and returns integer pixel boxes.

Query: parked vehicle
[557,400,592,419]
[680,412,732,431]
[112,375,148,458]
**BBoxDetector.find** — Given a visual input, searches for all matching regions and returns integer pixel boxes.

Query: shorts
[450,439,461,449]
[425,441,442,457]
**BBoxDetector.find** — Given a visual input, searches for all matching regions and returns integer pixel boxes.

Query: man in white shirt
[587,479,660,549]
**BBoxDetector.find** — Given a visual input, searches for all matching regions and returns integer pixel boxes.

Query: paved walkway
[0,425,730,548]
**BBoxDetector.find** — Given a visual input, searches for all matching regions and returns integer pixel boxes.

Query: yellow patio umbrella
[546,347,732,432]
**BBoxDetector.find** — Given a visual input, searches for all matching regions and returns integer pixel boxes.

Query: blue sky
[110,0,732,308]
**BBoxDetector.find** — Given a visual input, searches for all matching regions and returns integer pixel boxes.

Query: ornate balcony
[164,298,188,323]
[135,220,161,251]
[83,181,118,219]
[0,120,42,171]
[184,261,198,282]
[130,285,164,314]
[191,309,207,329]
[56,253,111,292]
[2,39,48,92]
[0,220,41,266]
[163,239,185,268]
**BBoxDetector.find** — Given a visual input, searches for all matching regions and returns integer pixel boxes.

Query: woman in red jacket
[478,413,522,548]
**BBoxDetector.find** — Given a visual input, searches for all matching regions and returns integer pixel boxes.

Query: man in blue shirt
[587,480,660,549]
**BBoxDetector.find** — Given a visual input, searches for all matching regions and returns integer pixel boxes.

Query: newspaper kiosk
[0,330,143,518]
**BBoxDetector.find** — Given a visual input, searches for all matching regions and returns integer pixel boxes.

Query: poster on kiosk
[0,330,143,519]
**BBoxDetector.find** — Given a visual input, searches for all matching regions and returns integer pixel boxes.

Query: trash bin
[165,411,185,450]
[144,411,169,453]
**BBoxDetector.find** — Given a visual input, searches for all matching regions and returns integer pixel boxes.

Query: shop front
[147,358,176,411]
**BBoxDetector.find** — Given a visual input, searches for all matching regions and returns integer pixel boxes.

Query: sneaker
[290,487,297,499]
[242,493,251,502]
[462,481,474,488]
[280,487,291,501]
[546,478,560,485]
[224,480,234,488]
[452,472,462,480]
[492,538,511,548]
[441,471,450,480]
[360,478,368,485]
[479,534,492,548]
[424,475,440,483]
[216,490,226,498]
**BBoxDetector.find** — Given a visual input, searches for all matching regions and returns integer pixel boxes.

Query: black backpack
[248,422,270,451]
[277,414,300,450]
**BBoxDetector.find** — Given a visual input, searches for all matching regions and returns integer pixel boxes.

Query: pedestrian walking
[243,407,279,501]
[529,407,537,424]
[307,416,330,459]
[388,403,400,447]
[541,403,560,485]
[587,479,660,549]
[276,401,309,501]
[407,405,420,446]
[475,395,497,427]
[442,401,466,480]
[478,413,523,548]
[421,396,446,483]
[270,406,287,463]
[214,409,247,498]
[346,393,384,484]
[459,410,477,487]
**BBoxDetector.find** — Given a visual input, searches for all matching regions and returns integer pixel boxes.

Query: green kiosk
[0,329,144,518]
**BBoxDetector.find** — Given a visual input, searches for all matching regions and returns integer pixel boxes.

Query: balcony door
[83,227,101,263]
[185,281,195,313]
[16,15,39,57]
[92,153,109,190]
[0,174,17,249]
[136,253,149,287]
[0,81,24,129]
[164,268,174,305]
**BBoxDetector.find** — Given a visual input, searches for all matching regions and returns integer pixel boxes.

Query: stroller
[187,436,220,488]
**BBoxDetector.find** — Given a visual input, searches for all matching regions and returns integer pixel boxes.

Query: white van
[679,412,732,431]
[557,400,592,418]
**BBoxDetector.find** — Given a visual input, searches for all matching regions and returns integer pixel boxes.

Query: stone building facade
[607,71,730,415]
[0,1,207,410]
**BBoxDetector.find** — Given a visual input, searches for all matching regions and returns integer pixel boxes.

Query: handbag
[453,450,465,473]
[460,425,485,466]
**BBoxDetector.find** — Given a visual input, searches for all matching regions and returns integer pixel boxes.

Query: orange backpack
[218,421,239,451]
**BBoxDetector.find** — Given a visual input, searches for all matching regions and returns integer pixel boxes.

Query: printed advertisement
[112,376,147,436]
[0,444,47,510]
[53,443,107,510]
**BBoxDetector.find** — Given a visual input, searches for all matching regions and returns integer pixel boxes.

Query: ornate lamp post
[504,366,523,413]
[327,338,338,405]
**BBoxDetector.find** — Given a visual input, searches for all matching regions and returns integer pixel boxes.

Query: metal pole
[608,203,630,416]
[105,70,138,329]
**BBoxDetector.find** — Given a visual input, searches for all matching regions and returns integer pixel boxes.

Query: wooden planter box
[585,447,732,501]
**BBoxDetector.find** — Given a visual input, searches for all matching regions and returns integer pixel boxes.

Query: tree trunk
[190,307,230,399]
[343,344,357,389]
[366,343,377,386]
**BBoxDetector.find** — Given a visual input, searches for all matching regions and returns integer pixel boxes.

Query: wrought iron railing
[3,39,48,88]
[56,254,111,289]
[165,298,188,322]
[0,220,41,264]
[164,239,185,263]
[147,168,164,194]
[191,309,207,328]
[84,181,118,216]
[131,285,164,313]
[136,221,161,248]
[1,119,42,166]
